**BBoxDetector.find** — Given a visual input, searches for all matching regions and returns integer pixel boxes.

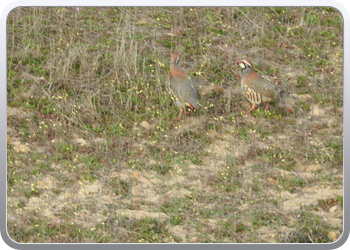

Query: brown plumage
[237,58,280,113]
[168,52,199,120]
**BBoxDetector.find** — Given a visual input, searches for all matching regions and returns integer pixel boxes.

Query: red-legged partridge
[237,58,280,113]
[168,52,199,120]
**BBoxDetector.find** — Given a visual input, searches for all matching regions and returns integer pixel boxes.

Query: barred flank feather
[243,85,262,105]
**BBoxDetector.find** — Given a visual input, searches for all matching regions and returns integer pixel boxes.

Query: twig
[307,234,314,243]
[234,7,264,33]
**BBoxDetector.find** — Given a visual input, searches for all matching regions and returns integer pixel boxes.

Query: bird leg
[265,102,269,110]
[176,109,184,121]
[243,104,256,114]
[186,107,193,115]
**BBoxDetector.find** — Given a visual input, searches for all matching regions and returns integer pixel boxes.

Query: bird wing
[170,76,199,109]
[247,75,280,100]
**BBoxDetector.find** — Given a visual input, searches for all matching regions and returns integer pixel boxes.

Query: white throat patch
[239,62,246,68]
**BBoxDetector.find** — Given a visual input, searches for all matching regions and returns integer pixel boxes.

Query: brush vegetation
[7,7,343,243]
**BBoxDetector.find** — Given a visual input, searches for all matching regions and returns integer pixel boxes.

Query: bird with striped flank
[168,52,199,120]
[237,58,281,113]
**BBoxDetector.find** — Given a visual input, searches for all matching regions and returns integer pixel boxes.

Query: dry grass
[7,7,343,243]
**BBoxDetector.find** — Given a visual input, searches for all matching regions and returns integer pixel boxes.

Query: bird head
[170,52,180,65]
[237,58,253,69]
